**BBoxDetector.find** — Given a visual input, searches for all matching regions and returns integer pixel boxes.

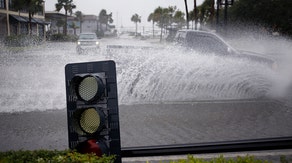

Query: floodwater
[0,34,292,150]
[0,34,291,113]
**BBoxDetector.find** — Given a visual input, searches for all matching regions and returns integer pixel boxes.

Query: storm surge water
[115,47,276,104]
[0,36,290,113]
[0,43,106,113]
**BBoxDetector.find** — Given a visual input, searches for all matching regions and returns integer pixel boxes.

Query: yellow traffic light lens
[79,76,98,101]
[73,75,105,102]
[72,107,105,135]
[80,108,100,134]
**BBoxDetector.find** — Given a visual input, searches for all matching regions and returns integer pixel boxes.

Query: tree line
[187,0,292,36]
[10,0,292,37]
[228,0,292,36]
[131,6,185,40]
[132,0,292,36]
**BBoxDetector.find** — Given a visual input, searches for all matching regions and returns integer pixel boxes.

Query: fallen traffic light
[65,61,121,163]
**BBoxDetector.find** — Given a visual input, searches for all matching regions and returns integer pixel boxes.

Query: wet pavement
[0,99,292,151]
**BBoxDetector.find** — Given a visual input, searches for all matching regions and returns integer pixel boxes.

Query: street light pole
[194,0,198,30]
[184,0,189,29]
[224,0,228,27]
[216,0,220,26]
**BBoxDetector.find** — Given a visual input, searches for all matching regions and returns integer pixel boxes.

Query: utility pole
[210,0,215,27]
[224,0,228,27]
[194,0,198,30]
[216,0,220,26]
[184,0,189,29]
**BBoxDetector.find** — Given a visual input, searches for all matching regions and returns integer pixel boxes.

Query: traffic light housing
[65,61,121,163]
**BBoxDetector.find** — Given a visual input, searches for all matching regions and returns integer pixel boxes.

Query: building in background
[45,13,97,36]
[45,13,118,37]
[45,11,74,35]
[82,15,98,34]
[45,13,100,36]
[0,0,47,40]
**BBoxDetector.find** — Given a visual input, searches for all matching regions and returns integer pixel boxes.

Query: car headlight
[77,41,81,45]
[96,42,99,45]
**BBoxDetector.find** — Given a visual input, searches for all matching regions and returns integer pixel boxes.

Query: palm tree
[210,0,215,26]
[189,0,199,30]
[152,7,163,41]
[152,6,177,41]
[194,0,198,29]
[198,0,216,26]
[98,9,113,32]
[75,11,83,34]
[11,0,44,35]
[147,13,156,38]
[184,0,189,29]
[55,0,76,35]
[107,12,114,30]
[131,13,141,36]
[69,22,79,35]
[173,10,186,29]
[56,19,65,34]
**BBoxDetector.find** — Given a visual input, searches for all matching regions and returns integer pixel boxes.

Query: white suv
[76,33,100,54]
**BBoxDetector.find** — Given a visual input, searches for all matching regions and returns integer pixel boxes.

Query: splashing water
[0,37,290,113]
[114,46,277,104]
[0,43,106,113]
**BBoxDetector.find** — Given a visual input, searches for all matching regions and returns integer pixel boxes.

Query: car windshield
[79,34,97,39]
[1,0,292,159]
[185,33,230,54]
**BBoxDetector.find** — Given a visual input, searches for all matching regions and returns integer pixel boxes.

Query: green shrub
[157,155,271,163]
[4,35,43,47]
[96,30,104,37]
[0,151,287,163]
[50,34,78,42]
[0,150,115,163]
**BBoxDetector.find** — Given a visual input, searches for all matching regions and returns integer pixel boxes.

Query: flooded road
[0,36,291,112]
[0,35,292,150]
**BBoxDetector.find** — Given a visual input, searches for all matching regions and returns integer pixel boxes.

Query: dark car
[76,33,100,54]
[174,30,278,69]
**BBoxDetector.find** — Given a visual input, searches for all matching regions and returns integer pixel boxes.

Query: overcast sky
[45,0,204,28]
